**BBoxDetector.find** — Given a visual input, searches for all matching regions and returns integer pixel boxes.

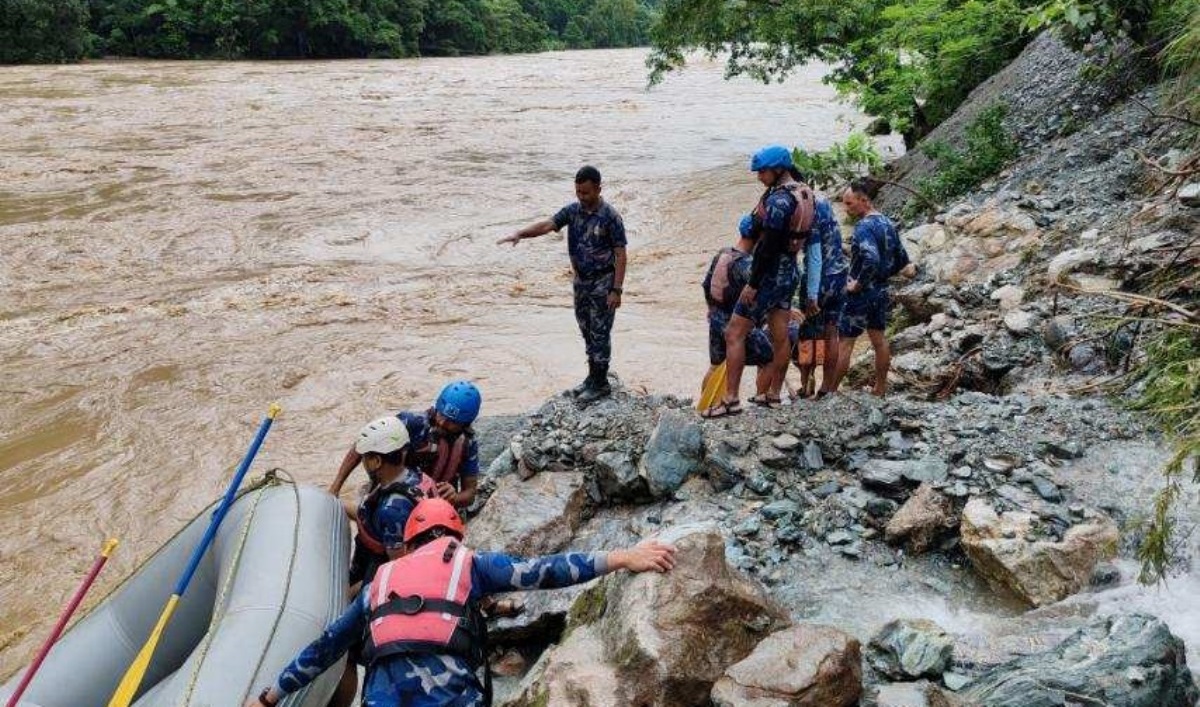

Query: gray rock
[772,433,802,451]
[703,451,743,492]
[1037,439,1083,460]
[486,447,516,478]
[942,672,971,691]
[840,543,863,558]
[1003,309,1037,336]
[903,456,950,485]
[1030,476,1061,502]
[1179,181,1200,207]
[1041,315,1075,353]
[827,530,855,546]
[734,517,762,538]
[952,466,973,479]
[874,681,942,707]
[639,410,704,498]
[746,474,774,496]
[869,618,955,680]
[594,451,648,502]
[958,614,1199,707]
[814,481,842,499]
[761,500,801,521]
[804,441,825,470]
[869,408,886,429]
[777,524,805,544]
[861,460,907,495]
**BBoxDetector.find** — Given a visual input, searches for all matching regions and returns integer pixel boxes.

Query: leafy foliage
[915,104,1019,202]
[1159,0,1200,116]
[1,0,91,62]
[2,0,660,61]
[791,132,884,190]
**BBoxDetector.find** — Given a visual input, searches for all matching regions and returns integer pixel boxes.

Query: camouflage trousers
[573,272,616,366]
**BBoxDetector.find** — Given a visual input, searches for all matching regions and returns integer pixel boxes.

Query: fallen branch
[1132,148,1200,178]
[1132,96,1200,128]
[1056,283,1200,323]
[874,178,942,210]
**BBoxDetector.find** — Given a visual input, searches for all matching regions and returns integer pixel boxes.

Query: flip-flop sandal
[749,394,782,409]
[700,400,743,419]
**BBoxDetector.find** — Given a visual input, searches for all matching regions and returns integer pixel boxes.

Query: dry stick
[1132,148,1200,178]
[1131,95,1200,129]
[1057,283,1200,322]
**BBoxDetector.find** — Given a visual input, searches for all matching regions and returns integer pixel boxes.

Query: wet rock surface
[711,624,863,707]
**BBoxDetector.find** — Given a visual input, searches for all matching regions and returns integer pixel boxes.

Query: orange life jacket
[366,536,485,664]
[753,181,816,254]
[356,473,438,555]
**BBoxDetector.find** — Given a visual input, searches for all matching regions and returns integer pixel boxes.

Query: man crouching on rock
[247,499,676,707]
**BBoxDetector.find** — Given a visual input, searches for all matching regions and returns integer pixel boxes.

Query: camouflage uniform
[552,201,626,367]
[347,467,428,587]
[840,212,910,338]
[812,197,848,326]
[399,409,480,488]
[702,246,773,366]
[270,551,610,707]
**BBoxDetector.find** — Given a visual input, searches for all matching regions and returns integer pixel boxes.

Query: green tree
[1,0,91,62]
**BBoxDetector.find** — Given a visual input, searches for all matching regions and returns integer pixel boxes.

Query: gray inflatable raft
[1,481,350,707]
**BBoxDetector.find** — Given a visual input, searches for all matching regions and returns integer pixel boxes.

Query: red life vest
[753,181,816,254]
[367,536,484,663]
[356,472,438,556]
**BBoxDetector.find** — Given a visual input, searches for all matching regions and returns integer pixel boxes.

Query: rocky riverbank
[456,30,1199,707]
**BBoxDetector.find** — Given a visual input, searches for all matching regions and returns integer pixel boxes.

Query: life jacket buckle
[392,593,426,615]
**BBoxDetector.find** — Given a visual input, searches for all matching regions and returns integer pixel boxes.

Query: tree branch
[1133,148,1200,178]
[1132,96,1200,128]
[874,178,942,210]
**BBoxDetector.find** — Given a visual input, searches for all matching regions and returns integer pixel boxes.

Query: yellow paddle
[697,361,727,412]
[107,404,281,707]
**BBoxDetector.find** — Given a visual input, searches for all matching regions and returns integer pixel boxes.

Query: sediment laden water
[0,49,898,675]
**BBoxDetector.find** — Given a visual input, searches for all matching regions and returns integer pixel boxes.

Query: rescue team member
[329,416,438,707]
[498,166,627,405]
[832,179,916,397]
[702,213,775,391]
[329,381,483,508]
[703,145,821,417]
[247,499,676,707]
[811,193,849,399]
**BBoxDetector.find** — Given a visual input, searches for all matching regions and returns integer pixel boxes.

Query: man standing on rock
[702,213,777,389]
[811,193,849,399]
[832,179,916,397]
[499,166,627,404]
[246,499,675,707]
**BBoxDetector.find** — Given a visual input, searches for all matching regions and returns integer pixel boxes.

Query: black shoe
[576,364,611,404]
[569,362,598,397]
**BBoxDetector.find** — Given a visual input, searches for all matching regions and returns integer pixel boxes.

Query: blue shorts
[709,310,774,367]
[839,287,890,338]
[734,261,799,324]
[820,272,848,327]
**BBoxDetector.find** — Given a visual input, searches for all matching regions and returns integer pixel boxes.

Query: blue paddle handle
[173,408,278,596]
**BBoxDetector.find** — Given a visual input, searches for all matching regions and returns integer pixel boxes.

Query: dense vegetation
[649,0,1199,148]
[0,0,660,62]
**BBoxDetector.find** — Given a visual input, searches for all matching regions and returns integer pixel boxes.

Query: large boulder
[594,450,649,503]
[710,624,862,707]
[868,619,954,680]
[469,471,586,556]
[957,613,1200,707]
[505,525,790,707]
[959,497,1118,607]
[884,484,957,554]
[639,410,704,498]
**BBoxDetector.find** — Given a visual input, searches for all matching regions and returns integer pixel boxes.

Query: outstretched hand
[611,540,677,573]
[497,233,522,246]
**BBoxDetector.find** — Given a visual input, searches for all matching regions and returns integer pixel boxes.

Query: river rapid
[0,49,900,674]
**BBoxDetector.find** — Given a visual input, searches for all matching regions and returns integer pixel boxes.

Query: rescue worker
[832,179,916,397]
[702,145,821,417]
[335,416,437,707]
[702,213,775,390]
[329,380,483,508]
[498,166,627,404]
[247,499,676,707]
[811,193,849,398]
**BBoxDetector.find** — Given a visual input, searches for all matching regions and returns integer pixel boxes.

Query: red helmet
[403,498,466,543]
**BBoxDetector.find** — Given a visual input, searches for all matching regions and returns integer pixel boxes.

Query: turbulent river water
[0,49,901,674]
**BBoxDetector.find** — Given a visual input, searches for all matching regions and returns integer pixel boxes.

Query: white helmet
[355,416,411,455]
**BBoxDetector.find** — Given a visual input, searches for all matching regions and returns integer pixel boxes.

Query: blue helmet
[738,213,755,239]
[750,145,794,172]
[435,380,482,425]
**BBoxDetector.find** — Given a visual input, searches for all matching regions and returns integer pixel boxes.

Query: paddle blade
[697,362,727,411]
[107,594,180,707]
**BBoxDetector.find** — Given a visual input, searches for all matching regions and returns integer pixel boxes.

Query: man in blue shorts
[833,179,915,397]
[811,194,849,398]
[703,145,821,417]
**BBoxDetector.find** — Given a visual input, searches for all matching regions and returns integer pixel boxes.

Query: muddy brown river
[0,49,898,675]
